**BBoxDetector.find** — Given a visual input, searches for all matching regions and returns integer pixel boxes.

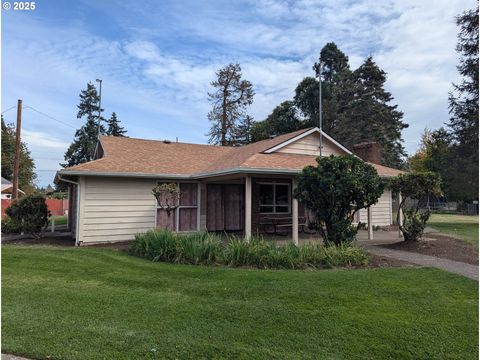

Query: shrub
[390,172,442,241]
[294,155,384,245]
[129,229,370,270]
[5,194,50,238]
[401,209,431,242]
[1,215,21,234]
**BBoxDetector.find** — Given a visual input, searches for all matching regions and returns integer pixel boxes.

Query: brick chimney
[352,142,381,164]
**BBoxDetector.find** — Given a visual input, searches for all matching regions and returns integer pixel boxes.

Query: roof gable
[264,127,352,155]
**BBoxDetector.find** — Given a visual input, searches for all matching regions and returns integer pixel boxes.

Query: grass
[130,229,369,269]
[48,215,67,226]
[2,246,478,360]
[428,213,479,247]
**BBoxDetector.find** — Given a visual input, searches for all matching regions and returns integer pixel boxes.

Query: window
[156,182,198,232]
[259,183,290,214]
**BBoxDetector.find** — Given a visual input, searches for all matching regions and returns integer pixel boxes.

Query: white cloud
[2,0,474,185]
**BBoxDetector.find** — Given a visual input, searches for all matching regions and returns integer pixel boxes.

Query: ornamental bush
[5,194,50,238]
[390,172,442,242]
[294,155,384,245]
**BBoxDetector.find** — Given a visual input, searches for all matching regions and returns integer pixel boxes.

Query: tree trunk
[221,89,227,146]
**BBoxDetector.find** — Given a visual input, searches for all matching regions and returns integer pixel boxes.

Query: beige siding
[79,177,156,244]
[276,133,348,156]
[359,189,392,226]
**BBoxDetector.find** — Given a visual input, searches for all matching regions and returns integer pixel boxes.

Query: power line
[23,106,77,129]
[1,105,17,114]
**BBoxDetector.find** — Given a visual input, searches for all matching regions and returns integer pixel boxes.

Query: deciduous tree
[1,116,36,192]
[250,101,302,142]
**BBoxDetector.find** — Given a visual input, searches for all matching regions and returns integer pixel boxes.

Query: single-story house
[1,177,24,199]
[56,127,403,246]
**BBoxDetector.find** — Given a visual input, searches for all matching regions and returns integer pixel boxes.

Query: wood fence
[1,198,69,219]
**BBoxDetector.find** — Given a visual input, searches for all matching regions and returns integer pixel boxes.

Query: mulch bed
[380,233,478,265]
[2,235,75,247]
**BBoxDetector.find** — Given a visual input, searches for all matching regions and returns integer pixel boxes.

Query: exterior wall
[359,189,392,226]
[78,176,156,244]
[68,184,78,238]
[276,133,348,156]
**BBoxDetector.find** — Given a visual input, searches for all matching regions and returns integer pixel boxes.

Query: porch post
[292,179,299,245]
[397,192,403,238]
[245,175,252,241]
[367,206,373,240]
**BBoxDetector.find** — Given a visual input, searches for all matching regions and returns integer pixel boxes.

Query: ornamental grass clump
[129,229,222,265]
[130,230,370,269]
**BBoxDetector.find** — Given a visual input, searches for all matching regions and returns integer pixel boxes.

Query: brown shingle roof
[59,128,404,178]
[65,137,234,176]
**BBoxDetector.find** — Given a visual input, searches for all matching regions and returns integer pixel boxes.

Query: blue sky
[1,0,474,186]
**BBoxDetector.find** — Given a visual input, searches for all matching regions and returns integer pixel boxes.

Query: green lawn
[48,215,67,226]
[2,246,478,360]
[428,213,479,247]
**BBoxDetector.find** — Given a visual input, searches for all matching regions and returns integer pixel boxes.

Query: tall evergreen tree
[207,63,254,145]
[106,112,127,137]
[294,43,353,132]
[235,115,254,144]
[62,82,105,167]
[1,116,36,192]
[448,6,479,200]
[337,57,408,168]
[250,44,407,168]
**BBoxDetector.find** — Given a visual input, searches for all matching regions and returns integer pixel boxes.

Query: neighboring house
[56,127,403,246]
[1,177,24,199]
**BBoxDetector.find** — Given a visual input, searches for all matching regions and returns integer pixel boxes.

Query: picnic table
[260,216,309,235]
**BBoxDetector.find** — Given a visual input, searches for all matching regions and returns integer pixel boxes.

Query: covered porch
[157,173,380,244]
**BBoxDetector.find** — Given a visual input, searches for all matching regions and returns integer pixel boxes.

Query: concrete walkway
[356,230,479,281]
[2,355,31,360]
[364,244,479,280]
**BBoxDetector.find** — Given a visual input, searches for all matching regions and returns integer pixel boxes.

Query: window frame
[258,182,291,215]
[155,181,199,232]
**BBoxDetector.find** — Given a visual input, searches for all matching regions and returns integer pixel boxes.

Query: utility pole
[314,60,323,157]
[96,78,102,138]
[12,99,22,200]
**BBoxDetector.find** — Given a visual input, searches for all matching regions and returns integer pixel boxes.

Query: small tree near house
[390,172,442,242]
[152,183,181,216]
[294,155,384,245]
